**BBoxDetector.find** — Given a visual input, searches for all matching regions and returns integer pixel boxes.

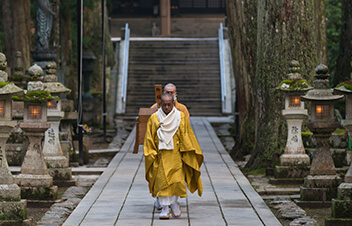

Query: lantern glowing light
[315,105,330,120]
[47,100,57,110]
[289,95,301,107]
[28,105,42,120]
[0,100,4,117]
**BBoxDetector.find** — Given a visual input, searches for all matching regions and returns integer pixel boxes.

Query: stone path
[63,117,281,226]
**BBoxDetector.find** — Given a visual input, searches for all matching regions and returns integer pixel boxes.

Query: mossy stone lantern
[43,62,75,184]
[277,60,312,169]
[300,64,344,202]
[334,79,352,183]
[326,60,352,224]
[14,64,58,200]
[0,52,30,223]
[0,52,24,184]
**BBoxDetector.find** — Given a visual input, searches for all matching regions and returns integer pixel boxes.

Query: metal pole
[102,0,106,140]
[78,0,84,165]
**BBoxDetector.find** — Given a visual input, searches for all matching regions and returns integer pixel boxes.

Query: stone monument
[31,0,57,70]
[14,64,58,200]
[300,64,344,203]
[275,60,311,180]
[43,62,76,186]
[60,99,78,164]
[0,52,33,224]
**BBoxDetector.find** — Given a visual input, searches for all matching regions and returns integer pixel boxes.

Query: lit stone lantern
[300,64,344,202]
[276,61,311,179]
[14,64,57,200]
[42,63,75,185]
[0,52,31,223]
[327,62,352,224]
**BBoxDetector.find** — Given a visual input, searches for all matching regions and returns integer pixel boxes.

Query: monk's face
[161,96,174,115]
[164,86,177,98]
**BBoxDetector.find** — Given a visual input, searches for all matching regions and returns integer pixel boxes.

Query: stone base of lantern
[0,184,21,201]
[47,167,71,179]
[324,183,352,225]
[0,200,30,222]
[19,186,58,200]
[275,165,310,179]
[44,156,68,168]
[45,156,76,185]
[300,175,342,202]
[15,174,53,187]
[14,174,58,200]
[280,154,310,166]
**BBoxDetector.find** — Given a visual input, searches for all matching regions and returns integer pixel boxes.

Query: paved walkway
[63,117,281,226]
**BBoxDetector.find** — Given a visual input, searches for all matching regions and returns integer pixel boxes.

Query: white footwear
[154,197,162,210]
[170,202,181,218]
[159,205,170,219]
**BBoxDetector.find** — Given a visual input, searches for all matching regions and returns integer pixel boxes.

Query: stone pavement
[63,117,281,226]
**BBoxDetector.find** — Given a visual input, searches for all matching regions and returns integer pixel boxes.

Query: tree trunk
[1,0,31,70]
[315,0,328,65]
[226,0,257,159]
[246,0,319,170]
[335,0,352,83]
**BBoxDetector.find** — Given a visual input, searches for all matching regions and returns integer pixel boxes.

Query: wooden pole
[77,0,84,165]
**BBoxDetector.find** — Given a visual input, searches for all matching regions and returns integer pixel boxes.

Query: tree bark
[335,0,352,83]
[226,0,257,159]
[315,0,328,65]
[246,0,319,170]
[1,0,31,70]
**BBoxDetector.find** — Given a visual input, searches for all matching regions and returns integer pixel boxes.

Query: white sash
[156,107,181,150]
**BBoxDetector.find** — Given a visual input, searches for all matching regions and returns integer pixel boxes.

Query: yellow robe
[144,112,203,198]
[151,100,190,120]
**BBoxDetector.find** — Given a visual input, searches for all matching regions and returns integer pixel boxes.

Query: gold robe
[144,112,203,198]
[151,100,190,120]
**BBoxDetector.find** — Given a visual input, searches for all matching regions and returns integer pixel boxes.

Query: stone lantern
[326,62,352,224]
[82,49,97,103]
[275,60,311,179]
[300,64,344,202]
[42,62,75,185]
[14,64,57,200]
[0,52,32,223]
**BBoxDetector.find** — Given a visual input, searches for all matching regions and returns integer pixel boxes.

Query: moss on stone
[12,91,53,103]
[278,79,309,90]
[11,74,25,81]
[21,186,54,200]
[336,82,352,91]
[0,82,12,88]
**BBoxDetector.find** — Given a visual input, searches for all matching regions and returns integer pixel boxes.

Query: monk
[151,83,190,120]
[151,83,190,210]
[144,93,203,219]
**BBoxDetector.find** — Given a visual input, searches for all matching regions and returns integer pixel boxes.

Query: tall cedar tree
[226,0,257,160]
[228,0,320,170]
[1,0,32,70]
[335,0,352,83]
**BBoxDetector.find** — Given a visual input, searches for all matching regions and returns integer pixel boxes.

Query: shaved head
[164,83,176,91]
[164,83,177,99]
[161,93,174,115]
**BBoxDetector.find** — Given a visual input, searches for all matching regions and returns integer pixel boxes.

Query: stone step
[256,187,301,196]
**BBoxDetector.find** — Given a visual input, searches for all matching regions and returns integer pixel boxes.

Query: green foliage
[326,0,343,85]
[248,168,266,175]
[12,91,53,103]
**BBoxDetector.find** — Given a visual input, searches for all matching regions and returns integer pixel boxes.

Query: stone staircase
[125,39,222,117]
